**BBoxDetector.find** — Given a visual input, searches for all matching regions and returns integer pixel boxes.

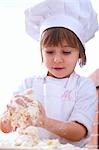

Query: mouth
[53,67,65,71]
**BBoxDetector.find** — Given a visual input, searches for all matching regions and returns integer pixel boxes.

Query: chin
[48,71,73,78]
[52,74,70,79]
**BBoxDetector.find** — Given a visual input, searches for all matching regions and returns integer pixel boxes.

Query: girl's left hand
[35,101,47,128]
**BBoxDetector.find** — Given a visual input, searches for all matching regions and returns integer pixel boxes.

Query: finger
[15,95,32,103]
[38,102,44,113]
[6,104,16,112]
[21,95,33,103]
[15,97,27,107]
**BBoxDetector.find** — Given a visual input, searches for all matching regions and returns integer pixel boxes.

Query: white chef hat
[25,0,98,44]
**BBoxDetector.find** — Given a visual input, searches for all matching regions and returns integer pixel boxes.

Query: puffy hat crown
[25,0,98,44]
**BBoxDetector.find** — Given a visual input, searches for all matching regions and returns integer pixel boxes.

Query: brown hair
[40,27,86,67]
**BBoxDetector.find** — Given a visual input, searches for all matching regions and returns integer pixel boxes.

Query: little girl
[0,0,98,148]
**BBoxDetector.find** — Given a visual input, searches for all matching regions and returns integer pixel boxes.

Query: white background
[0,0,99,114]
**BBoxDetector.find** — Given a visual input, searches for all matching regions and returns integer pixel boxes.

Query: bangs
[40,27,80,48]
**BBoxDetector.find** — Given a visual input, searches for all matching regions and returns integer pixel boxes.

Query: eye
[63,51,71,55]
[46,51,54,54]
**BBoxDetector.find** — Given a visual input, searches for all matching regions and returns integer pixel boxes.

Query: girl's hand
[14,95,34,126]
[13,95,47,128]
[0,111,13,133]
[35,102,47,128]
[0,97,20,132]
[0,95,33,132]
[9,94,43,128]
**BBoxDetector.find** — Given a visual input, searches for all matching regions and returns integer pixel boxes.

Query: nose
[53,53,63,63]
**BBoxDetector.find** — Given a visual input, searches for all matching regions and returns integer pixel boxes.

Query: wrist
[42,116,51,129]
[39,116,49,129]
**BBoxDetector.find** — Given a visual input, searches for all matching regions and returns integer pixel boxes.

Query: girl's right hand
[0,98,19,133]
[0,111,12,133]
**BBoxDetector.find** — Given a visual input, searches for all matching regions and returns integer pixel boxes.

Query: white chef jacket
[13,72,96,147]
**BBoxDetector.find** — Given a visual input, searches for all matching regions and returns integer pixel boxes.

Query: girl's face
[42,43,79,78]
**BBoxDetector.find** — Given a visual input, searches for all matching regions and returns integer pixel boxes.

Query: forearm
[42,117,87,141]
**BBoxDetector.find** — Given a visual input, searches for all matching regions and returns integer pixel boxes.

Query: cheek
[44,59,52,67]
[42,54,52,64]
[71,53,79,62]
[66,55,78,66]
